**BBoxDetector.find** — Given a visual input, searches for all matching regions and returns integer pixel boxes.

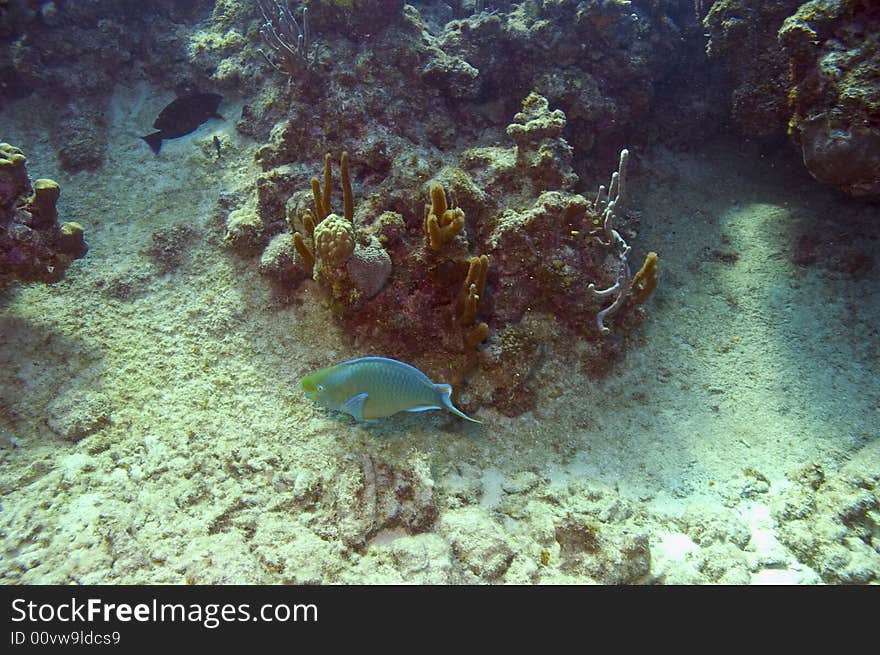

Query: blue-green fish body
[301,356,480,424]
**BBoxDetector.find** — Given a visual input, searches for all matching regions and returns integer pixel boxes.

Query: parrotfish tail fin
[141,132,163,154]
[435,383,482,424]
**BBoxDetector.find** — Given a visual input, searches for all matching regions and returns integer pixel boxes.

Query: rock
[224,205,265,255]
[693,542,750,583]
[773,444,880,583]
[440,506,515,581]
[383,533,453,584]
[502,471,542,495]
[798,115,880,197]
[345,239,392,300]
[328,453,438,549]
[554,512,652,583]
[680,503,752,548]
[779,1,880,196]
[47,388,112,442]
[259,232,310,284]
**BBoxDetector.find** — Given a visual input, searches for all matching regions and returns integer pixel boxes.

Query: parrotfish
[301,356,480,424]
[141,91,223,154]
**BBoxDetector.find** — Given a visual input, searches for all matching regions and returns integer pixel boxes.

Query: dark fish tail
[141,132,164,154]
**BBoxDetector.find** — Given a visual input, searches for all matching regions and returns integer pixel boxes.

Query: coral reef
[0,143,87,283]
[308,0,407,38]
[705,0,880,196]
[236,0,702,174]
[779,1,880,196]
[228,89,656,416]
[3,0,879,592]
[429,0,692,163]
[703,0,802,137]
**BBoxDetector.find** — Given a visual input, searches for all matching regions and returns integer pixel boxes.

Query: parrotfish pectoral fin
[435,384,482,424]
[342,393,370,422]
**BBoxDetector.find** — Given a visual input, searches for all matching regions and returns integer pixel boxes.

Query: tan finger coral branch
[341,150,353,222]
[293,231,315,271]
[311,176,327,221]
[322,152,332,218]
[459,254,489,326]
[458,254,490,348]
[310,152,353,224]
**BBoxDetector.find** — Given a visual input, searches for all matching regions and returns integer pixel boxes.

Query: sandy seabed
[1,84,878,584]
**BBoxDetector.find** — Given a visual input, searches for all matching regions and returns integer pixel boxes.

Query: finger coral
[424,182,465,252]
[288,151,392,311]
[293,151,355,272]
[458,254,490,350]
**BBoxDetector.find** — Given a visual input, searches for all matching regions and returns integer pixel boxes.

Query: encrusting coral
[504,92,577,192]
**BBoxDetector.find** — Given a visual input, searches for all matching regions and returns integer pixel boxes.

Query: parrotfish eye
[317,384,325,392]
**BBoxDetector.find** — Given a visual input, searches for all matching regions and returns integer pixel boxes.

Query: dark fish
[141,92,223,154]
[213,135,222,159]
